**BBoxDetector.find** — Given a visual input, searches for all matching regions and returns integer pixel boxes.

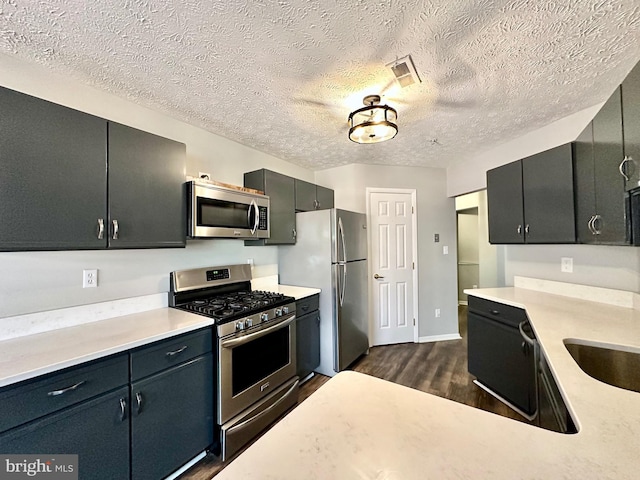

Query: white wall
[315,164,458,339]
[0,53,315,318]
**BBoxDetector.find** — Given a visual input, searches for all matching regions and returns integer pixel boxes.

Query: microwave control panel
[258,207,268,230]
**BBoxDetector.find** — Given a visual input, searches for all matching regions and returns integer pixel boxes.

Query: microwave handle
[249,200,259,235]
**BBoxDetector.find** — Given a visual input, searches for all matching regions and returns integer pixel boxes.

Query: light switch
[443,245,449,255]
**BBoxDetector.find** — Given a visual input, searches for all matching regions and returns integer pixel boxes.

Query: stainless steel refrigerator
[278,208,369,377]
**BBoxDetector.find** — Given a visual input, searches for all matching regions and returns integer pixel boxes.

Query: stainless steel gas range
[169,264,299,460]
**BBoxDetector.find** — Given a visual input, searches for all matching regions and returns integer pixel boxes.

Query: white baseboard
[418,333,462,343]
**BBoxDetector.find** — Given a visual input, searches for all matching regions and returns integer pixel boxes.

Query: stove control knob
[275,308,283,317]
[282,306,290,315]
[246,319,253,328]
[236,320,245,331]
[260,313,269,322]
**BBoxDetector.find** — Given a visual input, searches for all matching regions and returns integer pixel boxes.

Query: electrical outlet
[561,257,573,273]
[435,308,441,318]
[83,269,98,288]
[247,258,254,266]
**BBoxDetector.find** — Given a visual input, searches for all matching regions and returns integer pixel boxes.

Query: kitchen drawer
[467,296,527,328]
[130,328,212,381]
[0,353,128,433]
[296,294,319,316]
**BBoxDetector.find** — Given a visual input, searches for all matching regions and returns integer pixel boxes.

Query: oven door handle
[221,315,295,348]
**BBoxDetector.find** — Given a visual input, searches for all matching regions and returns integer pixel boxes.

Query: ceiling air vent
[387,55,421,88]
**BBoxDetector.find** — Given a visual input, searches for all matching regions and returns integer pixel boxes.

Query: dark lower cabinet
[467,297,536,416]
[295,295,321,379]
[131,355,214,480]
[0,387,130,480]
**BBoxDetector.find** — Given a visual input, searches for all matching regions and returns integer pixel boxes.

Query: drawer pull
[47,381,85,397]
[301,305,309,312]
[166,345,188,357]
[119,397,127,421]
[489,310,500,315]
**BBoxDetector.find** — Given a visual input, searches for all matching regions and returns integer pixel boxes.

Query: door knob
[374,274,384,279]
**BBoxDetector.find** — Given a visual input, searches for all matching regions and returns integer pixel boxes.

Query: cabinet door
[131,355,214,480]
[0,387,130,480]
[592,87,627,244]
[245,169,296,245]
[487,161,524,244]
[296,311,321,378]
[622,62,640,190]
[574,123,598,243]
[522,144,575,243]
[315,185,335,210]
[295,179,317,211]
[0,86,107,251]
[108,122,186,248]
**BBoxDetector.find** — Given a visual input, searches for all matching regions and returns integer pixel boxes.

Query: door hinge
[412,262,415,270]
[412,206,414,214]
[413,318,416,326]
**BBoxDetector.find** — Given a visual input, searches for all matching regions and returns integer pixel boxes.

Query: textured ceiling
[1,1,640,170]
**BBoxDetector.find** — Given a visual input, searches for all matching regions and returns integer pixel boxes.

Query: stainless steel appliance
[187,180,270,239]
[169,264,298,460]
[278,209,369,377]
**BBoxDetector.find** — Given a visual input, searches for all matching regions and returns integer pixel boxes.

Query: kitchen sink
[564,340,640,393]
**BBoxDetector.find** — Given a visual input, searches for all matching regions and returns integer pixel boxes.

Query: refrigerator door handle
[338,262,347,306]
[338,216,347,263]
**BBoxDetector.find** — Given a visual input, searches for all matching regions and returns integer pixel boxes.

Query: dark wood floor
[178,306,532,479]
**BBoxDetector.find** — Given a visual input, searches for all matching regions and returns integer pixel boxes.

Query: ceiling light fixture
[348,95,398,144]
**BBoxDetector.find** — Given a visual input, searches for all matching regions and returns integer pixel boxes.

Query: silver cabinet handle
[112,219,119,240]
[292,228,297,239]
[119,397,127,422]
[135,392,143,414]
[47,381,85,397]
[525,224,530,234]
[587,215,596,235]
[593,214,602,235]
[165,345,188,357]
[517,224,522,235]
[313,199,319,209]
[619,156,631,181]
[373,274,385,279]
[97,218,104,239]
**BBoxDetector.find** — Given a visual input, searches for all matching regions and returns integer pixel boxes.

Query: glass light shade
[348,104,398,144]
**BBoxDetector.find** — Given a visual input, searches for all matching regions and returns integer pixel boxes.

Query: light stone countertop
[0,308,212,388]
[215,286,640,479]
[251,276,321,300]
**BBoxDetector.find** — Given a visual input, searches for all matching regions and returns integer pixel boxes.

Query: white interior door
[368,190,417,345]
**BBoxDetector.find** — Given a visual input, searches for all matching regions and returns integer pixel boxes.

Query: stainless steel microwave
[187,181,269,239]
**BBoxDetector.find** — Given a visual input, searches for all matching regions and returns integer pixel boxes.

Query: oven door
[218,313,296,424]
[189,182,269,239]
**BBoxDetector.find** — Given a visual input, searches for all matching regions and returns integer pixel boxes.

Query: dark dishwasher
[467,296,536,417]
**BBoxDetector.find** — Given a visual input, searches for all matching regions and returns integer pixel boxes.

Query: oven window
[231,326,290,396]
[198,197,251,229]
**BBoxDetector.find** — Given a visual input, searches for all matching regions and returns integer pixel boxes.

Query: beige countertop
[216,286,640,479]
[0,308,212,388]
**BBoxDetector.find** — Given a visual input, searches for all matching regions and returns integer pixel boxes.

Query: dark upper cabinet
[0,86,108,250]
[108,123,186,248]
[244,169,296,245]
[487,144,576,244]
[621,62,640,190]
[295,179,334,211]
[0,86,186,251]
[574,87,629,245]
[487,160,524,244]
